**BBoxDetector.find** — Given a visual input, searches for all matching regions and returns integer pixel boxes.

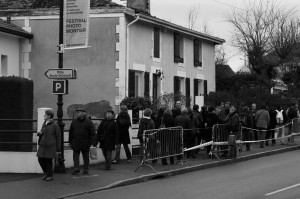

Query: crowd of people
[36,100,299,181]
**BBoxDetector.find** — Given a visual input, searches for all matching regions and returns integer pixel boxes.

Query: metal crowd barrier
[210,124,230,160]
[135,126,187,172]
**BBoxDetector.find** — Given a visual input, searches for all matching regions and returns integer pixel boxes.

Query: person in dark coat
[239,106,253,151]
[227,105,240,139]
[175,107,192,159]
[266,105,277,146]
[37,109,61,181]
[97,110,119,170]
[113,105,132,164]
[138,108,155,162]
[172,101,182,119]
[205,107,219,154]
[187,107,199,158]
[69,108,97,175]
[160,108,175,165]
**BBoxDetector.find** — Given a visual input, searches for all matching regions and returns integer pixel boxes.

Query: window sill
[196,66,203,71]
[152,57,161,63]
[178,62,185,68]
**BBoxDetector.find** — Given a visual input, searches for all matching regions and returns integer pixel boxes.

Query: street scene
[0,0,300,198]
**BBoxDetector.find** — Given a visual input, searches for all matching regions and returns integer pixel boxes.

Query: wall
[128,20,216,101]
[0,32,20,76]
[12,15,121,119]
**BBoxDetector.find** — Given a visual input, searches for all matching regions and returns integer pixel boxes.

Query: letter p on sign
[53,80,68,95]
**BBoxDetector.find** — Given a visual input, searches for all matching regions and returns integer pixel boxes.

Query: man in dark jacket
[69,108,96,175]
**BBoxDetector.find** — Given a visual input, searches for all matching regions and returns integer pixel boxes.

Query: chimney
[127,0,150,14]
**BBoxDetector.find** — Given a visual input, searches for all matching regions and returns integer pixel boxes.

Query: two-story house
[0,18,32,78]
[0,3,224,118]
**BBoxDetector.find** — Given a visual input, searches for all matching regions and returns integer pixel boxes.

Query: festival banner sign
[64,0,90,49]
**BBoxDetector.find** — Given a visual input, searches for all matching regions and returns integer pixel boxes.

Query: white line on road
[73,175,98,179]
[265,183,300,196]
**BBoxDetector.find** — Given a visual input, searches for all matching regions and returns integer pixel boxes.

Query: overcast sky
[150,0,300,72]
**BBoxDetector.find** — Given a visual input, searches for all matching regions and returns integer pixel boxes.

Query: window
[1,55,8,76]
[193,39,202,67]
[174,33,184,63]
[128,70,149,97]
[174,76,185,101]
[153,27,160,58]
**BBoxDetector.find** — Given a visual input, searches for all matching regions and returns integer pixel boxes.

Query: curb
[58,144,300,199]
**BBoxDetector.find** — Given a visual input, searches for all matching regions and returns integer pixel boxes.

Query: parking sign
[53,80,68,95]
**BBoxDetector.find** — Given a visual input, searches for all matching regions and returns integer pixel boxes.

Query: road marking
[265,183,300,196]
[73,174,98,179]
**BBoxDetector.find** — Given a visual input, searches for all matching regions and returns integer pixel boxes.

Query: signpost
[45,69,77,79]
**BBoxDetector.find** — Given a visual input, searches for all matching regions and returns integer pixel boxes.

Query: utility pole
[54,0,66,173]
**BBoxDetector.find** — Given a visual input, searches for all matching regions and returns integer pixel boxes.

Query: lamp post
[54,0,66,173]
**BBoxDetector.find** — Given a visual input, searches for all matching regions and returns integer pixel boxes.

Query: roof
[136,13,225,45]
[0,4,224,44]
[0,18,33,38]
[216,64,235,78]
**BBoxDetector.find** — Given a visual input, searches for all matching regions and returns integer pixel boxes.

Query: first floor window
[1,55,8,76]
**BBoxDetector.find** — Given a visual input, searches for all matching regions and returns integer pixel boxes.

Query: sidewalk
[1,137,300,199]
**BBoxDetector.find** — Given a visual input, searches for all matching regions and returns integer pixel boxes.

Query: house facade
[0,6,224,119]
[0,18,32,78]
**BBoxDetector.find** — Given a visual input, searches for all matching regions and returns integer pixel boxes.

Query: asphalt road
[71,150,300,199]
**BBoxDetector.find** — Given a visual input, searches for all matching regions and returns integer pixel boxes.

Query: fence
[135,126,188,172]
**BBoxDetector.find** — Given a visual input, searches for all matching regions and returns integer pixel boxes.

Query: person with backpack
[275,105,285,144]
[239,106,253,151]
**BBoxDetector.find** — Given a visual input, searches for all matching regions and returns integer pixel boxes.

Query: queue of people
[37,100,299,180]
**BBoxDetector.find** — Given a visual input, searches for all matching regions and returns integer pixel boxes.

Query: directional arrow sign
[45,68,77,79]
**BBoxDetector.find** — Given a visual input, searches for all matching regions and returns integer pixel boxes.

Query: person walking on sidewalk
[113,105,132,164]
[69,108,97,175]
[37,109,61,181]
[97,110,119,170]
[255,104,270,148]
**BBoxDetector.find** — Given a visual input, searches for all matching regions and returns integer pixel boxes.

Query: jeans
[73,149,89,171]
[38,157,53,177]
[257,128,267,147]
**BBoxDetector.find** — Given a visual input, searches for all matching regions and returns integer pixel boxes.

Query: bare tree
[186,5,199,30]
[226,0,300,83]
[215,46,229,65]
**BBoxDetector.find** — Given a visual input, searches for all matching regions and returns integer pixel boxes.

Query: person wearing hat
[69,107,97,175]
[37,109,61,181]
[97,109,119,170]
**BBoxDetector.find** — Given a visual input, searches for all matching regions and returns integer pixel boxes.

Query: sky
[149,0,300,72]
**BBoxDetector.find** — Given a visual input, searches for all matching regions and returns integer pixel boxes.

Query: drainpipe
[125,14,140,97]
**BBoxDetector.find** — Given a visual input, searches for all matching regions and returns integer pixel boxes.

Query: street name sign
[45,68,77,79]
[53,80,68,95]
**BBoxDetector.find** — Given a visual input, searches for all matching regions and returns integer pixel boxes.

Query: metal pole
[54,0,66,173]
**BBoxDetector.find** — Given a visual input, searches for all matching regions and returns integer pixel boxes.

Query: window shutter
[174,76,180,101]
[194,79,198,102]
[129,70,135,97]
[185,78,190,108]
[174,33,180,62]
[154,28,160,58]
[144,72,150,97]
[204,80,208,96]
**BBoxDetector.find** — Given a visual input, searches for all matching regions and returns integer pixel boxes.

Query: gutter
[125,14,140,97]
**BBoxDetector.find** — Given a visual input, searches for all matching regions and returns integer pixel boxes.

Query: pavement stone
[0,136,299,199]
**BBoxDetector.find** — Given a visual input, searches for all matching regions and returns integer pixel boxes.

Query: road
[71,150,300,199]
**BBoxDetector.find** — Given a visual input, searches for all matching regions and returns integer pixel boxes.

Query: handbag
[89,146,98,160]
